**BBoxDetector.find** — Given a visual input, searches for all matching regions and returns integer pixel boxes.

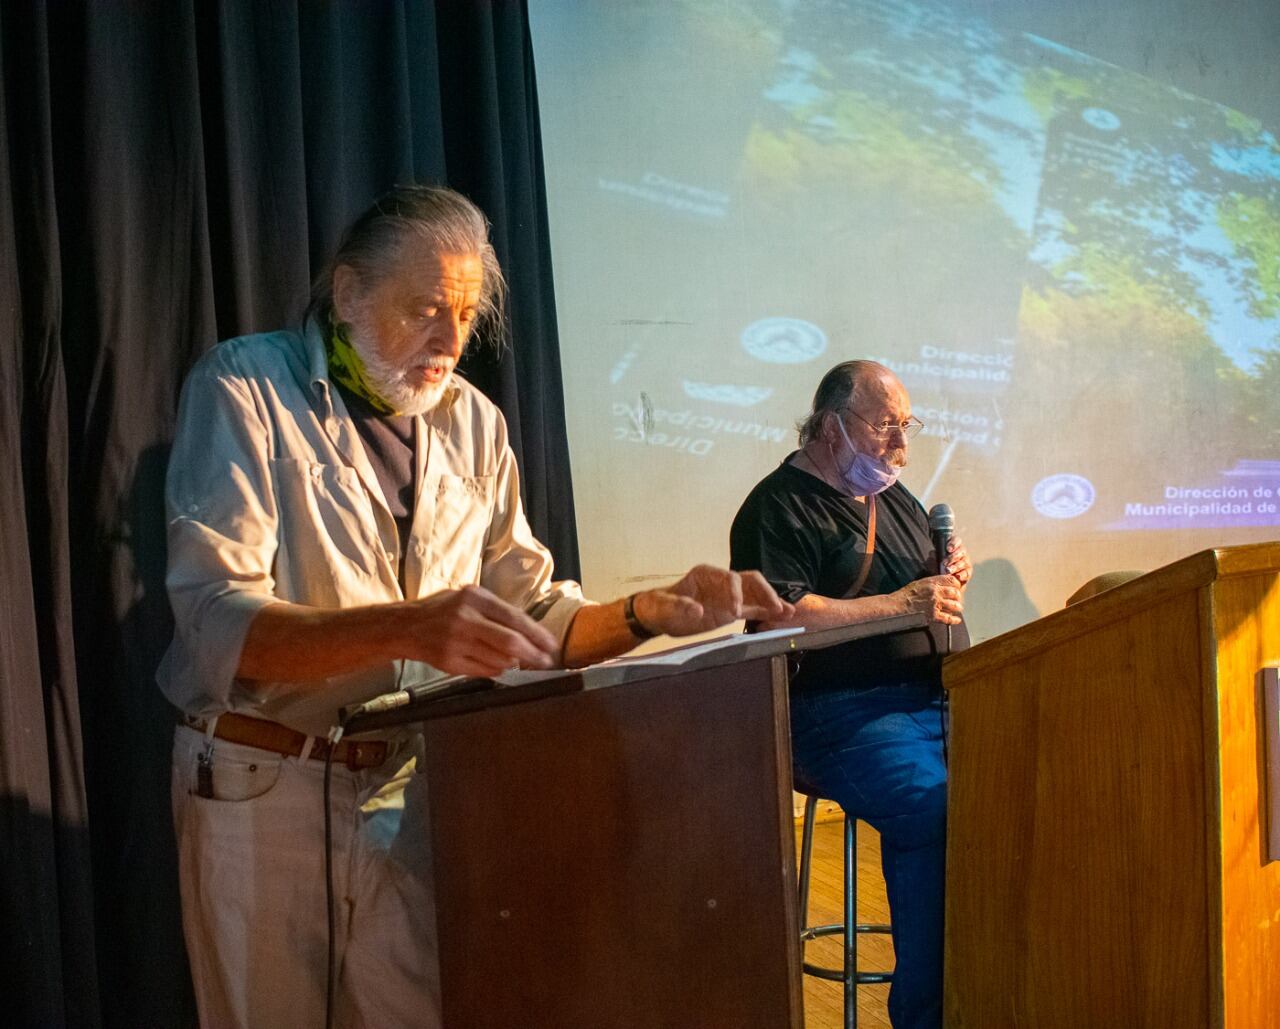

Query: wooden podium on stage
[943,543,1280,1028]
[347,615,924,1029]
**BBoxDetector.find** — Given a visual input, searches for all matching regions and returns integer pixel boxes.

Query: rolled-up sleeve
[164,361,284,708]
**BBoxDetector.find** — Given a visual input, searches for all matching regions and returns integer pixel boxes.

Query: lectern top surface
[344,611,928,733]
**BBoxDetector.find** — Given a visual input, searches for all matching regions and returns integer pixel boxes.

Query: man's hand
[238,586,560,685]
[402,585,559,678]
[942,536,973,586]
[893,575,964,625]
[631,564,794,637]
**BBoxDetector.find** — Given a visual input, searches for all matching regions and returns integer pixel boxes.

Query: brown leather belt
[183,712,389,770]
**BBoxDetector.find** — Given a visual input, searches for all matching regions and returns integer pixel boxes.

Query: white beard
[347,316,452,417]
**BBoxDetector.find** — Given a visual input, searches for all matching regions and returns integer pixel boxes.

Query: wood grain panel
[1210,572,1280,1028]
[945,590,1210,1028]
[1212,542,1280,579]
[420,658,802,1029]
[942,548,1216,683]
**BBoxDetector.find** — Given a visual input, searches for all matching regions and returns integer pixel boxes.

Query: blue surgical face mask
[835,416,901,496]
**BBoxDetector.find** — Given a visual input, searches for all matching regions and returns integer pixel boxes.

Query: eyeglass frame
[843,408,925,440]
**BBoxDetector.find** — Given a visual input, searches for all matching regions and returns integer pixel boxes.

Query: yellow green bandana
[325,317,398,415]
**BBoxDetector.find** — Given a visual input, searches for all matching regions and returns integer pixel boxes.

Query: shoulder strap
[842,493,877,599]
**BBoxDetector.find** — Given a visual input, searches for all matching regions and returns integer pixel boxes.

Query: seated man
[160,184,789,1028]
[729,360,971,1029]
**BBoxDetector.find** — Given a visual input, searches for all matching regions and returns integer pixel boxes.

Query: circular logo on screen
[740,317,828,364]
[1081,107,1121,132]
[1032,474,1096,519]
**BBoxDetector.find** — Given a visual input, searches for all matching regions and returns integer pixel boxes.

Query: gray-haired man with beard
[160,185,789,1027]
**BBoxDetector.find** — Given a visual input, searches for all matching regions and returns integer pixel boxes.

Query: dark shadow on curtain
[4,2,577,1024]
[2,3,100,1026]
[84,444,193,1027]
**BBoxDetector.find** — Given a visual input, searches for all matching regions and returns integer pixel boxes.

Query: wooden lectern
[943,543,1280,1028]
[418,653,801,1029]
[344,615,923,1028]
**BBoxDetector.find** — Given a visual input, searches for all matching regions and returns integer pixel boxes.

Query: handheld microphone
[928,502,956,654]
[928,503,955,576]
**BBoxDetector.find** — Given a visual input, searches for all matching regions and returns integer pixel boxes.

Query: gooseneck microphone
[928,503,955,576]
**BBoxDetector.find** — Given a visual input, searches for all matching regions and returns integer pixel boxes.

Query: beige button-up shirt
[158,322,586,736]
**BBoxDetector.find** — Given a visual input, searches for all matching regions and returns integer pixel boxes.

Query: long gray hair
[305,184,507,344]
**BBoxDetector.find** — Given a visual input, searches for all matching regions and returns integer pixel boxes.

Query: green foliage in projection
[1240,345,1280,451]
[739,0,1030,255]
[678,0,779,68]
[742,100,993,211]
[1046,241,1213,321]
[1016,281,1257,476]
[1218,194,1280,320]
[1224,108,1265,141]
[1021,41,1280,356]
[1022,66,1095,120]
[727,0,1280,467]
[1019,279,1228,380]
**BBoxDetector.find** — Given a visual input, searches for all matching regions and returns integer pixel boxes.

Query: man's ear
[819,409,837,444]
[332,264,359,323]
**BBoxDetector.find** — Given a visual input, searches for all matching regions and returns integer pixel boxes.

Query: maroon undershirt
[333,380,416,586]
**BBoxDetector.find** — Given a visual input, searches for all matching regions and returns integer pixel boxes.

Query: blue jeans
[790,684,947,1029]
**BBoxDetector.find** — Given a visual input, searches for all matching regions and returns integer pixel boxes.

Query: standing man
[160,184,789,1027]
[729,360,971,1029]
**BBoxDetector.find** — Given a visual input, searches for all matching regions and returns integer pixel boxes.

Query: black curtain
[1,3,579,1025]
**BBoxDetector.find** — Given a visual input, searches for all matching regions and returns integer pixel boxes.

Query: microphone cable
[323,658,409,1029]
[322,710,353,1029]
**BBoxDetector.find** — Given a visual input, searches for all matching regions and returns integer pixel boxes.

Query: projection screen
[530,0,1280,640]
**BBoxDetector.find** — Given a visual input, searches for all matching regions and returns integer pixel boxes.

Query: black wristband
[623,592,656,640]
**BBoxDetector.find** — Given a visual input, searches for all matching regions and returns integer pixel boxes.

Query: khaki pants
[171,724,440,1028]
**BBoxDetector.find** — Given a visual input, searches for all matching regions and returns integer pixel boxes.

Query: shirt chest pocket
[271,458,383,576]
[424,473,494,584]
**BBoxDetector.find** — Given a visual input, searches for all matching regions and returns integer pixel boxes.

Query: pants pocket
[179,742,285,803]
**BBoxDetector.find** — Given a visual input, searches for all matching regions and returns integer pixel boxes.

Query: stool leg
[845,814,857,1029]
[798,795,817,931]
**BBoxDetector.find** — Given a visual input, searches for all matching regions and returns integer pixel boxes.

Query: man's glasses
[846,409,925,440]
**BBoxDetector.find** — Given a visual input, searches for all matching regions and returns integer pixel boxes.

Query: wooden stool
[796,793,893,1029]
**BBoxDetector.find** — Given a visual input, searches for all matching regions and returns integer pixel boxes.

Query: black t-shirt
[729,457,969,693]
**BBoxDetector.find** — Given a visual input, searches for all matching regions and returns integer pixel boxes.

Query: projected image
[531,0,1280,626]
[1017,47,1280,530]
[738,0,1037,499]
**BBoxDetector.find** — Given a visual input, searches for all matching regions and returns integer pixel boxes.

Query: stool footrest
[801,922,895,985]
[802,961,893,985]
[801,922,891,941]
